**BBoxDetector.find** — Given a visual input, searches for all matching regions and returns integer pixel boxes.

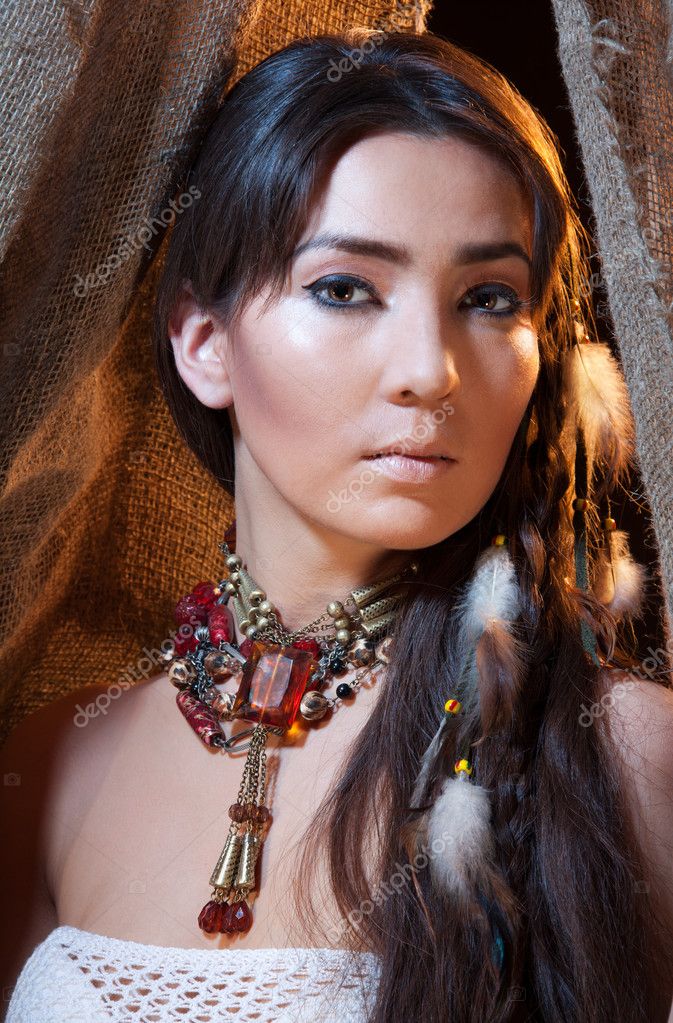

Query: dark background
[425,3,667,667]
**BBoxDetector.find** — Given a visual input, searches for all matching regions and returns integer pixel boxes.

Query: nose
[377,302,460,405]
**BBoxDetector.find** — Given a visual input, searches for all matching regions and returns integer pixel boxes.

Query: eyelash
[303,274,524,318]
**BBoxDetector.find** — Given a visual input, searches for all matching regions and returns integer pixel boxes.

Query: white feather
[427,773,495,903]
[564,341,636,476]
[593,529,647,618]
[456,545,521,642]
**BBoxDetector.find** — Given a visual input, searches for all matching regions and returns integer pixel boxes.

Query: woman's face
[179,132,539,553]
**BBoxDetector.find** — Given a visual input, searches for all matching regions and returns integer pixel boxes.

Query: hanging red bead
[198,899,226,933]
[223,900,252,933]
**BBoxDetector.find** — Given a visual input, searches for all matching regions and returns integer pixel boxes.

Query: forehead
[301,131,533,260]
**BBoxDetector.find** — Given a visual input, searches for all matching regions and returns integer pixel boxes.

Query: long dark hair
[153,28,673,1022]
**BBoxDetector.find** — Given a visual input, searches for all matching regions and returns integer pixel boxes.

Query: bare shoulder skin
[1,658,384,999]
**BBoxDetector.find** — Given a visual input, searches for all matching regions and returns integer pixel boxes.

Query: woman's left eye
[303,275,377,311]
[461,283,523,317]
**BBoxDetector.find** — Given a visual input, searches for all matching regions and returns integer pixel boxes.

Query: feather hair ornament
[404,535,528,915]
[566,315,647,632]
[562,322,637,486]
[592,526,648,619]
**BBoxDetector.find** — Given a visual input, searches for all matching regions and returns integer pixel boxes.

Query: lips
[364,452,454,460]
[368,452,451,461]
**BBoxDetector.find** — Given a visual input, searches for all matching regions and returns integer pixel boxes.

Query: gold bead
[255,616,270,631]
[249,589,266,606]
[229,571,241,584]
[258,600,273,615]
[245,624,259,640]
[334,616,351,630]
[327,600,345,618]
[226,554,242,570]
[300,690,331,720]
[336,628,351,645]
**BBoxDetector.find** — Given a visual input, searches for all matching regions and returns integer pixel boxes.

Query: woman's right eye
[302,274,378,311]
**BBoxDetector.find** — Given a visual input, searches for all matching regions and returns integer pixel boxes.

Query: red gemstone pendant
[232,641,318,728]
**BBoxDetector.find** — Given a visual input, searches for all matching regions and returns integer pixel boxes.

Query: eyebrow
[291,232,532,270]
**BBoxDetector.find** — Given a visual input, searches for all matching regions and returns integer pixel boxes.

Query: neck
[226,513,417,644]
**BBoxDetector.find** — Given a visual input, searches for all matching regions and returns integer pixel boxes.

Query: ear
[167,281,233,409]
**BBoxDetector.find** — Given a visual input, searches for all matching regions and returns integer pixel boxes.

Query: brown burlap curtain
[1,0,672,743]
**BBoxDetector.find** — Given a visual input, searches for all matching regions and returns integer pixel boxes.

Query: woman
[2,27,673,1023]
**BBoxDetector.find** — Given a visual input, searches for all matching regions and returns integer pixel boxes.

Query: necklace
[163,519,419,935]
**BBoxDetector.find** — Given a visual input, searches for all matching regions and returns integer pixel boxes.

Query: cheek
[227,318,357,487]
[466,332,539,484]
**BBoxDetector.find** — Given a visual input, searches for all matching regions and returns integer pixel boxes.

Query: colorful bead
[492,534,507,546]
[603,517,617,531]
[347,637,376,667]
[251,804,271,824]
[228,803,249,822]
[299,690,331,721]
[198,899,226,933]
[191,581,219,609]
[207,604,233,645]
[573,497,588,512]
[445,698,461,714]
[374,636,393,664]
[173,630,199,657]
[454,757,473,776]
[223,900,252,933]
[336,682,354,699]
[174,594,209,628]
[168,658,197,688]
[176,691,225,747]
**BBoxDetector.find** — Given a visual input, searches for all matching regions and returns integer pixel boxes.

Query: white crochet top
[6,925,382,1023]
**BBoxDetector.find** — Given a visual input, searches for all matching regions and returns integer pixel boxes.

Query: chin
[333,505,468,552]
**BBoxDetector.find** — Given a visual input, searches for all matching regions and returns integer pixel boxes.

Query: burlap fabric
[0,0,431,743]
[2,0,673,744]
[550,0,673,640]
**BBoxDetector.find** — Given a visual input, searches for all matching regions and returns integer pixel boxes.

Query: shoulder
[0,674,169,897]
[598,667,673,931]
[598,667,673,769]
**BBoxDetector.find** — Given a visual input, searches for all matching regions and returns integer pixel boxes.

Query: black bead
[336,682,354,699]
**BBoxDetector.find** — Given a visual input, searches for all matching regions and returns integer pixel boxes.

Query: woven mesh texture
[0,0,432,742]
[551,0,673,644]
